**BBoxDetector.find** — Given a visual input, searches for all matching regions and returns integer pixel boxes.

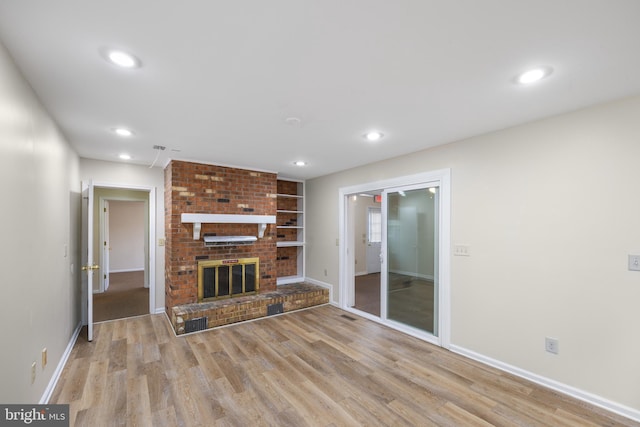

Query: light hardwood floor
[51,305,638,426]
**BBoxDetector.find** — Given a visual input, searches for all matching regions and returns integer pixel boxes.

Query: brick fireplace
[165,160,329,334]
[164,160,278,316]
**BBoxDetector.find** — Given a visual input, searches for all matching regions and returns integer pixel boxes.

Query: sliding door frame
[338,169,451,348]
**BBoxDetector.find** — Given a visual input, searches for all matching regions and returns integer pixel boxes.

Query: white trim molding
[40,322,82,404]
[450,345,640,424]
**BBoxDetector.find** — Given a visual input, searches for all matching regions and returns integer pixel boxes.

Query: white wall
[109,201,145,272]
[80,158,165,311]
[306,95,640,414]
[0,41,80,403]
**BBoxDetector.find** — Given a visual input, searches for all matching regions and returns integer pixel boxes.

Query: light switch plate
[454,245,470,256]
[629,255,640,271]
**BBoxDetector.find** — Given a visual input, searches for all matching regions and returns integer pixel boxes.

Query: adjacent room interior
[92,198,148,322]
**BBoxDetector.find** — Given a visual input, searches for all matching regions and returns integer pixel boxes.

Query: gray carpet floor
[93,271,148,322]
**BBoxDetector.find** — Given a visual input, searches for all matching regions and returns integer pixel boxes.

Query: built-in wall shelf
[276,194,303,199]
[277,241,304,247]
[276,179,305,285]
[181,213,276,240]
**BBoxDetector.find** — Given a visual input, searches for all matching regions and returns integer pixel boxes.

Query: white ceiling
[1,1,639,180]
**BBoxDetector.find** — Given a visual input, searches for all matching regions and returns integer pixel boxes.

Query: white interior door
[81,180,97,341]
[102,200,110,292]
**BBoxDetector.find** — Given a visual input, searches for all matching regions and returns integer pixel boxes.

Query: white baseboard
[304,277,337,305]
[154,307,166,315]
[450,345,640,424]
[355,271,368,277]
[40,322,82,404]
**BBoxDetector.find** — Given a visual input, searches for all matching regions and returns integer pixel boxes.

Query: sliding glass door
[382,184,439,336]
[340,169,450,346]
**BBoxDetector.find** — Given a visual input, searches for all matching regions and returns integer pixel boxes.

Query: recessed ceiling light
[364,131,384,142]
[119,153,131,160]
[516,67,552,85]
[293,161,307,167]
[103,48,141,68]
[285,117,302,126]
[113,127,133,137]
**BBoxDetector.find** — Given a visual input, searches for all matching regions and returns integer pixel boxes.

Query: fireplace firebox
[197,257,259,301]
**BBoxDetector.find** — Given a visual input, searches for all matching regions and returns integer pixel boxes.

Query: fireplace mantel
[181,213,276,240]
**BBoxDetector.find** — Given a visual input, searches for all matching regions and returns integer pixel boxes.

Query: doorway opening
[95,197,149,322]
[349,193,383,317]
[339,170,451,348]
[81,181,156,340]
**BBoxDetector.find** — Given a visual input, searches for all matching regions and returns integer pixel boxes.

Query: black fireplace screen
[198,258,259,301]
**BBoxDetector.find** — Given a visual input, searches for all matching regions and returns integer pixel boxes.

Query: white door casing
[102,199,110,292]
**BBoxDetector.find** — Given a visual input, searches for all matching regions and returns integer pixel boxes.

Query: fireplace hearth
[171,282,330,334]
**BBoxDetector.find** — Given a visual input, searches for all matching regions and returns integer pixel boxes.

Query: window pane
[368,209,382,243]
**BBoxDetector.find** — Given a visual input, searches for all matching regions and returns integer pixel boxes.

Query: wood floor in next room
[50,305,637,427]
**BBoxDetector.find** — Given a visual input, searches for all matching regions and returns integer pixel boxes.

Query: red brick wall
[277,180,299,196]
[277,246,299,277]
[165,161,277,315]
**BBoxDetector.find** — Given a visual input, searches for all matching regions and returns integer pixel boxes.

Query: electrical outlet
[628,255,640,271]
[545,337,559,354]
[42,348,47,368]
[31,362,36,384]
